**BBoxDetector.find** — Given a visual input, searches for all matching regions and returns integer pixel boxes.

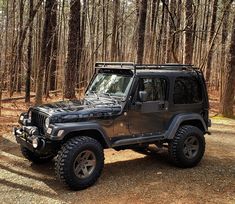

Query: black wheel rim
[73,150,96,179]
[183,136,199,159]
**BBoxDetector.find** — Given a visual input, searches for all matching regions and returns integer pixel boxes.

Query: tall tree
[64,0,81,99]
[111,0,120,61]
[166,0,176,62]
[149,0,160,63]
[25,0,33,103]
[44,0,58,95]
[184,0,193,64]
[161,0,169,63]
[220,1,232,100]
[49,0,58,92]
[35,0,57,104]
[220,14,235,117]
[136,0,147,64]
[16,0,24,93]
[205,0,218,82]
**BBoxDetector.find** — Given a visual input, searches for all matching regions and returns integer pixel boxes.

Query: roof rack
[134,64,195,71]
[94,62,197,72]
[95,62,134,69]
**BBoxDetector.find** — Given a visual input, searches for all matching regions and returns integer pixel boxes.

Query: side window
[173,77,202,104]
[138,78,167,101]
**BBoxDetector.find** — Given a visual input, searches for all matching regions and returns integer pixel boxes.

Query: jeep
[14,62,211,190]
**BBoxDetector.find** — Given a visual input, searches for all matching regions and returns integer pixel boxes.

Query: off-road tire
[21,146,54,164]
[55,136,104,190]
[169,125,205,168]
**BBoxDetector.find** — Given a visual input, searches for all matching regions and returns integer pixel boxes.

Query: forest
[0,1,235,202]
[0,0,234,116]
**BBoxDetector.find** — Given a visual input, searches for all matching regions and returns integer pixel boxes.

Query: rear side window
[173,77,202,104]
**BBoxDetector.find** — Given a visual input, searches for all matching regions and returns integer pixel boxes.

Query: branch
[199,0,234,69]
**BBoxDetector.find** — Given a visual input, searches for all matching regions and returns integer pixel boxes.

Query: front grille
[31,110,47,134]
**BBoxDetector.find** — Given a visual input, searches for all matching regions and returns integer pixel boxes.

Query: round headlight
[45,118,50,129]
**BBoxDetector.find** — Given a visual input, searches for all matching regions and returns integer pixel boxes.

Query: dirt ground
[0,96,234,204]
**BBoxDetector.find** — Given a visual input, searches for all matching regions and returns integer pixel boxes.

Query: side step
[111,134,165,147]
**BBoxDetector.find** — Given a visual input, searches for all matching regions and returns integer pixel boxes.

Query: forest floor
[0,93,234,204]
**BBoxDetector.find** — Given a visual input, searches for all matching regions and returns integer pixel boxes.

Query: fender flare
[48,122,111,147]
[165,113,207,139]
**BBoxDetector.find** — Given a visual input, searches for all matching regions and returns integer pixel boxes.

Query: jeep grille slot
[31,111,47,134]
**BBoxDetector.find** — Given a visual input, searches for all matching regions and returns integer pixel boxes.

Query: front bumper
[13,126,59,154]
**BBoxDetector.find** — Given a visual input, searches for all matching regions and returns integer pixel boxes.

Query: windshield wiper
[86,91,99,99]
[100,93,118,104]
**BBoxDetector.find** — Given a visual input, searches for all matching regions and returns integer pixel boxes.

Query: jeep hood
[31,97,122,122]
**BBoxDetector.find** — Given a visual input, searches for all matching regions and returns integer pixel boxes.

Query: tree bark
[49,1,58,92]
[220,15,235,117]
[111,0,120,61]
[166,0,176,62]
[184,0,193,64]
[136,0,147,64]
[64,0,81,99]
[44,0,58,96]
[25,0,33,103]
[219,1,232,101]
[205,0,218,82]
[35,0,57,104]
[16,0,24,93]
[149,0,160,63]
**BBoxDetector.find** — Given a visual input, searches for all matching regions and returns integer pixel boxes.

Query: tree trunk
[64,0,81,99]
[156,3,166,63]
[184,0,193,64]
[166,0,176,62]
[220,15,235,117]
[136,0,147,64]
[35,0,57,104]
[25,0,33,103]
[49,1,58,92]
[205,0,218,82]
[149,0,160,63]
[111,0,119,61]
[44,0,58,96]
[16,0,24,93]
[161,0,168,63]
[219,1,232,101]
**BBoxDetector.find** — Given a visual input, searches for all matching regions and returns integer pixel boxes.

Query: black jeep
[14,62,211,190]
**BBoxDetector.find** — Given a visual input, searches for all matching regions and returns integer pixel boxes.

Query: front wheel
[55,136,104,190]
[168,125,205,168]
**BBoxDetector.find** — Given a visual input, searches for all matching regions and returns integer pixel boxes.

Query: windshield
[86,73,133,99]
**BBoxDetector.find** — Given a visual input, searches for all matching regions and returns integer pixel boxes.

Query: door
[128,77,169,135]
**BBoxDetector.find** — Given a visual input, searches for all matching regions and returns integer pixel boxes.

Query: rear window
[173,76,202,104]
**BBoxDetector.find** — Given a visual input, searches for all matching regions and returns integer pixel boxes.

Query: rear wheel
[168,125,205,168]
[55,136,104,190]
[21,146,54,164]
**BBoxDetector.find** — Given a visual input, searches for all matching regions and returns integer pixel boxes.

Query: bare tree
[36,0,58,104]
[184,0,193,64]
[220,1,232,100]
[64,0,81,99]
[111,0,120,61]
[136,0,147,64]
[220,14,235,117]
[25,0,34,103]
[205,0,218,82]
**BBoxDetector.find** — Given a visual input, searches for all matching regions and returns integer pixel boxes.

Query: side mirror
[139,91,147,102]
